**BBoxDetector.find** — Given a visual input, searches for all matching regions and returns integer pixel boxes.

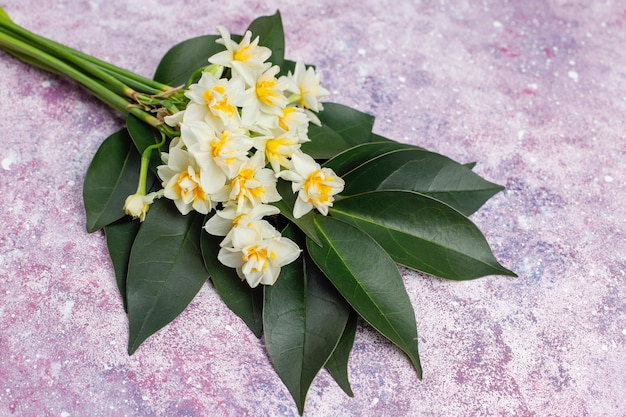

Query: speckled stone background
[1,0,624,416]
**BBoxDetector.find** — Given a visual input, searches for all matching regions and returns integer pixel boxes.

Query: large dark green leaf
[153,34,224,86]
[324,141,418,176]
[200,223,263,338]
[316,102,375,147]
[301,123,352,160]
[264,227,350,415]
[307,216,422,377]
[104,218,140,312]
[126,115,163,175]
[331,190,517,280]
[245,11,284,68]
[83,129,144,233]
[340,148,504,216]
[273,179,322,246]
[126,199,208,354]
[325,310,357,397]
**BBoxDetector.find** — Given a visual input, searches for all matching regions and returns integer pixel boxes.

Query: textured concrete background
[1,0,624,416]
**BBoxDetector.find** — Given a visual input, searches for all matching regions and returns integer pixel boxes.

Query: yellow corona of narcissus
[278,152,345,218]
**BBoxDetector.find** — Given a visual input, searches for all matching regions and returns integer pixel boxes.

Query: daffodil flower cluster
[126,26,345,287]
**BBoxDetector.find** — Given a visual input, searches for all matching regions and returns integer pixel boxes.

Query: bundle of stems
[0,7,180,137]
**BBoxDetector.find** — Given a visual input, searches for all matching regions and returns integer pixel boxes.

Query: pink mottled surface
[1,0,624,416]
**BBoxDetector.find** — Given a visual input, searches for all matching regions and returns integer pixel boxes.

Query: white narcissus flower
[157,147,213,215]
[241,65,289,122]
[284,61,330,113]
[213,151,281,212]
[181,121,253,187]
[184,72,245,130]
[123,190,163,222]
[277,106,310,141]
[204,203,280,238]
[253,131,302,173]
[278,152,345,218]
[209,26,272,87]
[217,219,301,288]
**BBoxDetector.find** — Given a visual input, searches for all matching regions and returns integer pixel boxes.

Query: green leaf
[153,35,224,86]
[325,310,357,397]
[273,179,322,246]
[264,227,350,415]
[370,132,394,142]
[331,190,517,280]
[83,129,144,233]
[104,218,140,312]
[280,59,298,76]
[307,216,422,377]
[245,10,284,68]
[200,223,263,338]
[301,123,352,160]
[316,102,375,147]
[340,148,504,216]
[324,141,418,177]
[126,199,208,354]
[126,115,163,175]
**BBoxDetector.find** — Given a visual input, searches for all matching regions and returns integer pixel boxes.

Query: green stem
[0,16,174,94]
[137,132,167,193]
[0,19,137,98]
[0,30,164,129]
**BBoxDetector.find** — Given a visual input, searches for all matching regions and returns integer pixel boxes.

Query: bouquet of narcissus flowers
[0,7,516,414]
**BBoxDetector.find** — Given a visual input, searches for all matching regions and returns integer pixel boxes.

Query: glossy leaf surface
[307,216,422,377]
[324,141,418,176]
[302,123,352,159]
[264,227,350,414]
[153,35,223,86]
[331,190,517,280]
[325,310,357,397]
[316,102,375,147]
[104,218,140,312]
[83,129,143,233]
[126,200,208,354]
[341,148,504,216]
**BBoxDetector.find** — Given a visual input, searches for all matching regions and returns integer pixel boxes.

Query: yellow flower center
[242,245,276,273]
[233,44,254,62]
[304,170,332,204]
[234,168,265,201]
[176,170,206,203]
[256,78,278,106]
[278,107,296,131]
[202,85,235,117]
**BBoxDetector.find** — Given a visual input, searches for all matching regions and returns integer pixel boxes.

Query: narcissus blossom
[241,65,289,120]
[157,148,213,215]
[184,72,245,130]
[284,61,330,113]
[278,152,344,218]
[217,218,301,287]
[181,121,253,187]
[123,190,163,222]
[209,26,272,87]
[253,132,302,172]
[213,152,281,212]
